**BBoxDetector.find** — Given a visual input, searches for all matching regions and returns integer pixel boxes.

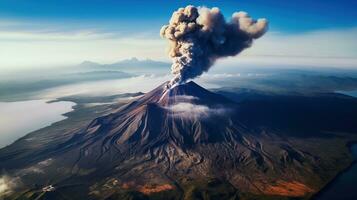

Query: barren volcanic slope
[1,82,356,200]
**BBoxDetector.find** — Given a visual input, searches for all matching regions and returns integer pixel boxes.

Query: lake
[0,100,75,148]
[313,144,357,200]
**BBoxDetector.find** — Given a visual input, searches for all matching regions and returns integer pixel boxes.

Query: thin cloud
[240,27,357,60]
[164,102,229,118]
[18,158,54,175]
[168,95,199,102]
[37,74,172,98]
[0,30,117,41]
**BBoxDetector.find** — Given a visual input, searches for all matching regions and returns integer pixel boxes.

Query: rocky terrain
[1,81,357,200]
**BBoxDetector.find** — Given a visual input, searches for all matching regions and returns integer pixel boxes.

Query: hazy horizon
[0,0,356,71]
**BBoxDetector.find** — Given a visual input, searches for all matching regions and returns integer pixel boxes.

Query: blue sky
[0,0,356,69]
[0,0,356,33]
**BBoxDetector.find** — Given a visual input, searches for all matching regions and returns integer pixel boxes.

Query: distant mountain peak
[79,60,101,66]
[121,57,139,62]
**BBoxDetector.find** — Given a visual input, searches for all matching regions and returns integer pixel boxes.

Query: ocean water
[338,90,357,98]
[0,100,75,148]
[313,144,357,200]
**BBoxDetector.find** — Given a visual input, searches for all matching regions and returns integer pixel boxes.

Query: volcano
[63,81,274,177]
[1,81,337,199]
[81,81,239,150]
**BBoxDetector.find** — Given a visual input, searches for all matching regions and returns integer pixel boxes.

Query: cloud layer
[0,18,356,71]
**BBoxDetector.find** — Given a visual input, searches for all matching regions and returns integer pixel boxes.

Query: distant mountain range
[1,58,170,101]
[78,57,170,73]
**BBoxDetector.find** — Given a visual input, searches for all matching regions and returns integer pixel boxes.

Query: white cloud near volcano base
[168,95,199,102]
[17,158,54,175]
[165,102,229,118]
[0,175,21,196]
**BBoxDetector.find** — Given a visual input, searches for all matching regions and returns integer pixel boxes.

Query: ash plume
[160,5,268,87]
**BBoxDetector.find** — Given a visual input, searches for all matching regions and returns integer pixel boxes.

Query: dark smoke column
[160,5,268,87]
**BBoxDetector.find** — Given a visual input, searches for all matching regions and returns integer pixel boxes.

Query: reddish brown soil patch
[138,184,174,195]
[260,180,314,197]
[121,181,135,189]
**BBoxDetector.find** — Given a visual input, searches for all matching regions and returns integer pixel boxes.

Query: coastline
[0,99,76,149]
[311,141,357,200]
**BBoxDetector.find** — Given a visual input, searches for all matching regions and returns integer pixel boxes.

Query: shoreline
[310,141,357,200]
[0,99,76,149]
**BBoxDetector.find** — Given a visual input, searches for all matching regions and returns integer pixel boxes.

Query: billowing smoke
[160,5,268,87]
